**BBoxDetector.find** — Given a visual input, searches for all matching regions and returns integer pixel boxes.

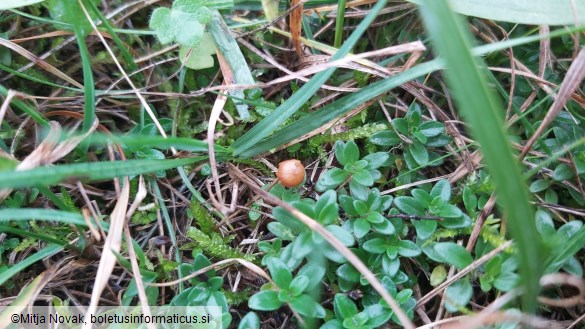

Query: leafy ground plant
[1,0,585,328]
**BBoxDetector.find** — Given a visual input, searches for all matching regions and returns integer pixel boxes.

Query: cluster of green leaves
[171,253,232,328]
[370,103,450,169]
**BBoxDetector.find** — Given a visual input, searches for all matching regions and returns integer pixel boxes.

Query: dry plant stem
[466,193,497,252]
[0,38,83,88]
[227,164,416,329]
[207,87,228,210]
[416,240,513,309]
[83,177,130,329]
[123,225,155,329]
[538,273,585,307]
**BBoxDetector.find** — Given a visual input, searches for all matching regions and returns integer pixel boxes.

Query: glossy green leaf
[397,240,422,257]
[409,141,429,166]
[419,121,445,137]
[529,179,550,193]
[430,265,447,286]
[371,131,400,146]
[430,179,451,203]
[362,238,386,254]
[334,294,358,320]
[288,275,309,296]
[552,163,574,181]
[248,290,282,311]
[316,168,349,192]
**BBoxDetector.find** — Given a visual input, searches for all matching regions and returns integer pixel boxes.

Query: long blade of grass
[407,0,585,26]
[0,244,62,286]
[0,208,86,225]
[0,225,76,248]
[74,27,95,152]
[87,133,228,154]
[418,0,544,312]
[0,157,206,189]
[239,25,585,157]
[231,0,389,155]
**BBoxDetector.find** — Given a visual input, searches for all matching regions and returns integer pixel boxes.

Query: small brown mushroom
[276,159,305,188]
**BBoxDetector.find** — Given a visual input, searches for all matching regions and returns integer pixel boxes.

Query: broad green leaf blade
[231,0,389,154]
[419,0,544,312]
[0,0,46,10]
[433,242,473,269]
[407,0,585,26]
[0,157,205,189]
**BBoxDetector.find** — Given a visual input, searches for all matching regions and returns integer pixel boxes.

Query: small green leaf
[412,219,437,240]
[552,163,574,181]
[353,219,371,239]
[363,238,387,254]
[48,0,100,35]
[371,131,401,146]
[334,294,359,320]
[288,275,309,296]
[382,255,400,277]
[463,186,478,213]
[352,168,374,186]
[179,33,216,70]
[438,204,463,218]
[267,258,292,288]
[430,179,451,203]
[326,225,354,247]
[434,242,473,269]
[529,179,550,193]
[363,152,390,169]
[367,212,385,224]
[409,141,429,166]
[335,140,359,166]
[248,290,282,311]
[430,265,447,286]
[353,200,369,216]
[372,219,396,235]
[445,278,473,312]
[289,294,326,318]
[316,168,349,191]
[237,312,260,329]
[393,196,425,216]
[397,240,422,257]
[419,121,445,137]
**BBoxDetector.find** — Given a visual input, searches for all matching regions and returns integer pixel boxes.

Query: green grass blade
[88,133,228,154]
[74,27,95,152]
[419,0,544,312]
[0,244,62,286]
[334,0,347,48]
[0,225,76,248]
[231,0,389,155]
[0,208,86,225]
[407,0,585,25]
[239,60,441,157]
[0,157,206,189]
